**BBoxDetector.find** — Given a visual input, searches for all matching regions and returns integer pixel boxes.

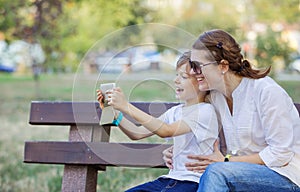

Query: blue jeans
[125,177,198,192]
[198,162,300,192]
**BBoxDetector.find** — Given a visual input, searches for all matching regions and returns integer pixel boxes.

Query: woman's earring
[222,71,225,75]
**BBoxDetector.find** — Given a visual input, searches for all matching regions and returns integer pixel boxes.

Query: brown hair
[176,50,192,72]
[192,29,270,79]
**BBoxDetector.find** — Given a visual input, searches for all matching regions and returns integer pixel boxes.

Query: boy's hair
[176,51,192,73]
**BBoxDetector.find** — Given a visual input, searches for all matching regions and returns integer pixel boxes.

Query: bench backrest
[29,102,300,126]
[29,101,180,125]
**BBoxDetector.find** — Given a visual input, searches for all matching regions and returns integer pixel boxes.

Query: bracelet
[112,112,123,126]
[224,154,232,162]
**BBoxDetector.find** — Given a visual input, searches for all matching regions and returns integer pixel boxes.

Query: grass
[0,72,299,192]
[0,72,175,192]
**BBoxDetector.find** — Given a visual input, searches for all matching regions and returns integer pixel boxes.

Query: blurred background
[1,0,300,75]
[0,0,300,191]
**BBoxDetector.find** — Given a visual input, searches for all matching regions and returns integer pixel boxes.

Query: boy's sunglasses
[189,60,217,74]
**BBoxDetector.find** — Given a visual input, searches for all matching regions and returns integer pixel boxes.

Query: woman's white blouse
[210,76,300,186]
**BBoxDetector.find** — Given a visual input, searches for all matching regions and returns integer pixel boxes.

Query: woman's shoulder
[249,76,286,94]
[250,76,279,88]
[248,77,291,104]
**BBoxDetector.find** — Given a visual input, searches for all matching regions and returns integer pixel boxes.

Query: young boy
[96,51,218,191]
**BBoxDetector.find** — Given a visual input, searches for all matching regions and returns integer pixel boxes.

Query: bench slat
[24,141,172,168]
[29,101,179,125]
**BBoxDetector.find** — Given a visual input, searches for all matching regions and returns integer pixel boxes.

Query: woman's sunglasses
[189,60,217,74]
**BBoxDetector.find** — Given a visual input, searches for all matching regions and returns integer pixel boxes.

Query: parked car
[0,64,15,73]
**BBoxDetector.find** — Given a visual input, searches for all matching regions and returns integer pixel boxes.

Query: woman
[164,29,300,192]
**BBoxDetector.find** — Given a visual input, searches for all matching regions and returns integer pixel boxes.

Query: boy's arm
[118,102,191,137]
[117,115,154,140]
[109,88,192,138]
[97,89,153,140]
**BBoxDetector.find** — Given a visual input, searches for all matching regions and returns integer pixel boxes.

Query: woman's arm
[162,146,174,169]
[185,141,265,173]
[107,88,192,138]
[257,85,295,167]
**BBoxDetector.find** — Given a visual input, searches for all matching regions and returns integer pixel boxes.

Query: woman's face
[190,49,223,91]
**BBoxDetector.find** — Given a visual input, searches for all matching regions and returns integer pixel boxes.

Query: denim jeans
[198,162,300,192]
[125,177,198,192]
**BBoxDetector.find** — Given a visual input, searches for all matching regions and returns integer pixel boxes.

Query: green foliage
[176,0,240,35]
[57,0,154,70]
[0,0,27,40]
[253,0,300,24]
[0,0,299,72]
[255,27,293,72]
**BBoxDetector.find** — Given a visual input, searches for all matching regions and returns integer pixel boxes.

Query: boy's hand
[107,87,128,112]
[96,89,105,109]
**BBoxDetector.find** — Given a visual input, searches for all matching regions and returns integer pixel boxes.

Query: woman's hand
[162,146,174,169]
[185,140,224,173]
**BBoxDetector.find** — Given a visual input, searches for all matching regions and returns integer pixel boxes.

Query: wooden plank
[24,141,172,168]
[29,101,179,125]
[29,101,101,125]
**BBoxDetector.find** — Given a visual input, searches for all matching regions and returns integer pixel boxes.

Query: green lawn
[0,72,299,192]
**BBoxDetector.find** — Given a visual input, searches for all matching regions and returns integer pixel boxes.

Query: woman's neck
[223,74,243,99]
[221,74,243,115]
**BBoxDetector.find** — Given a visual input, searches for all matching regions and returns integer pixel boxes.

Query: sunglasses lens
[190,61,201,74]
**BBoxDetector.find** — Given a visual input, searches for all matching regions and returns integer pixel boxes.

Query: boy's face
[174,63,206,105]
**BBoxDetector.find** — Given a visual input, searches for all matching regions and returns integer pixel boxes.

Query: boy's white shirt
[158,102,219,183]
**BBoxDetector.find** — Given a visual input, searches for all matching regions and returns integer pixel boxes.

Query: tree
[255,27,293,74]
[253,0,300,24]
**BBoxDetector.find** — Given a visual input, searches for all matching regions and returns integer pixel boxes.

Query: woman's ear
[219,59,229,74]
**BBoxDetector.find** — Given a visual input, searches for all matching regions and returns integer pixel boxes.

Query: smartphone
[100,83,116,106]
[99,83,116,125]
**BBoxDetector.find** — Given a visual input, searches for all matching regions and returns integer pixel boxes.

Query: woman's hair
[192,29,271,79]
[176,50,192,72]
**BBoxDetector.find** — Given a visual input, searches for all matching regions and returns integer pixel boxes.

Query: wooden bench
[24,101,176,192]
[24,101,300,191]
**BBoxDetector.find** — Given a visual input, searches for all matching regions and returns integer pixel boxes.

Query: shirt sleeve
[258,85,295,167]
[157,105,175,124]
